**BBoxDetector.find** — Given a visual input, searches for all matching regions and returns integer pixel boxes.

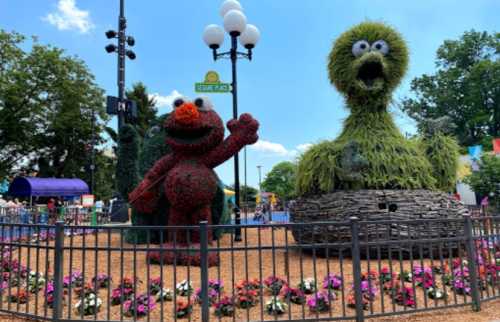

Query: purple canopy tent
[8,177,89,199]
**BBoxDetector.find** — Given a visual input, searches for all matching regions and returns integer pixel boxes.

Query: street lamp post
[104,0,136,130]
[203,0,260,242]
[257,165,262,191]
[90,108,96,194]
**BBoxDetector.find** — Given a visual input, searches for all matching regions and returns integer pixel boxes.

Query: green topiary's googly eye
[371,40,389,55]
[352,40,370,57]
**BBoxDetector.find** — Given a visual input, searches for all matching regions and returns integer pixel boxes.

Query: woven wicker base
[290,189,468,258]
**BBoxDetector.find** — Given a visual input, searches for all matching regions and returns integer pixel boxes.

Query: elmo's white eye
[193,96,213,111]
[371,40,389,55]
[352,40,370,57]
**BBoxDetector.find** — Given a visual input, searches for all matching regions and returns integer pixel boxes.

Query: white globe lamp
[219,0,242,17]
[203,24,224,49]
[223,9,247,36]
[239,24,260,49]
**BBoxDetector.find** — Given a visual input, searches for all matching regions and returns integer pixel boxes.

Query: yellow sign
[204,71,220,83]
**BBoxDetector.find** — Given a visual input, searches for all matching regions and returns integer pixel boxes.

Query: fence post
[91,206,97,226]
[199,221,209,322]
[464,214,481,311]
[350,217,364,322]
[53,221,65,321]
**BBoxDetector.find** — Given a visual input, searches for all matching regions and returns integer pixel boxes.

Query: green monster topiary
[116,124,140,200]
[297,22,459,196]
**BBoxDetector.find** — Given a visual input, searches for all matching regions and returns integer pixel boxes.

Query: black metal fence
[0,215,498,321]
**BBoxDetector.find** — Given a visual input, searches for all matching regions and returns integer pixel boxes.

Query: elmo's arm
[128,154,176,213]
[204,113,259,168]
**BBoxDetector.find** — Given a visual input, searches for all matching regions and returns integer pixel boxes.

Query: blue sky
[0,0,498,188]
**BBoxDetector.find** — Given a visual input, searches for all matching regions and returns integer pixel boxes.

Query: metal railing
[0,206,111,225]
[0,215,497,321]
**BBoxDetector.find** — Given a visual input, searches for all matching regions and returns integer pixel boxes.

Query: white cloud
[43,0,94,33]
[296,143,313,152]
[149,90,183,109]
[251,140,289,156]
[250,140,313,157]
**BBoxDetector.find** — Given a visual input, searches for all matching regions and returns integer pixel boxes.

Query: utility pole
[244,147,247,222]
[117,0,126,130]
[257,165,262,191]
[105,0,136,130]
[90,108,96,194]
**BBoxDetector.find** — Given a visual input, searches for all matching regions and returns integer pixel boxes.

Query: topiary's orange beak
[174,102,199,125]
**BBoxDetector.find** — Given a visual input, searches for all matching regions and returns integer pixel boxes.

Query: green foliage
[138,114,171,177]
[420,134,460,192]
[297,110,436,196]
[115,124,140,201]
[464,154,500,211]
[89,152,116,201]
[328,21,409,109]
[125,82,158,139]
[297,22,443,196]
[228,184,258,205]
[0,30,108,179]
[261,161,297,201]
[401,30,500,147]
[241,185,258,203]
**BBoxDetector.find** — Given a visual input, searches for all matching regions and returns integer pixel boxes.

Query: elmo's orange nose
[174,102,199,125]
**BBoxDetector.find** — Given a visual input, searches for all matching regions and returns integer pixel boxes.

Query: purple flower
[306,291,334,312]
[360,280,377,299]
[208,279,223,292]
[323,273,342,290]
[46,281,55,295]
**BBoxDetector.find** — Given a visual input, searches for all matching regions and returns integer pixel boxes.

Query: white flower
[157,288,173,301]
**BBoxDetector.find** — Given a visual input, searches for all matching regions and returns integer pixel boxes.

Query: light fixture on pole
[104,0,136,131]
[203,0,260,242]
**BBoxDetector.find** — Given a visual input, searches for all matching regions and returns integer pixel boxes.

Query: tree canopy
[401,30,499,148]
[261,161,297,201]
[464,154,500,211]
[0,30,114,199]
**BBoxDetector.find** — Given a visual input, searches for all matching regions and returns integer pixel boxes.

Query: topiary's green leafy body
[420,133,460,192]
[116,124,140,200]
[297,22,458,196]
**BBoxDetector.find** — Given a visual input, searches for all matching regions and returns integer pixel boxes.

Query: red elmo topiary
[129,96,259,265]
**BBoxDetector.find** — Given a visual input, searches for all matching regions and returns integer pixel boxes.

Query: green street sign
[195,82,231,93]
[194,71,231,93]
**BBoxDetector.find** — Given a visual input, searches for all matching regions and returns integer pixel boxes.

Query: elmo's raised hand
[226,113,259,145]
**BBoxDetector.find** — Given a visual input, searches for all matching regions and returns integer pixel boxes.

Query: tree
[400,30,500,147]
[88,151,116,201]
[464,154,500,211]
[261,161,297,201]
[0,30,109,186]
[228,184,258,205]
[125,82,158,139]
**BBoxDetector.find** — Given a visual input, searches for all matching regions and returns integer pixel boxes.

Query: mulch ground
[1,226,499,321]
